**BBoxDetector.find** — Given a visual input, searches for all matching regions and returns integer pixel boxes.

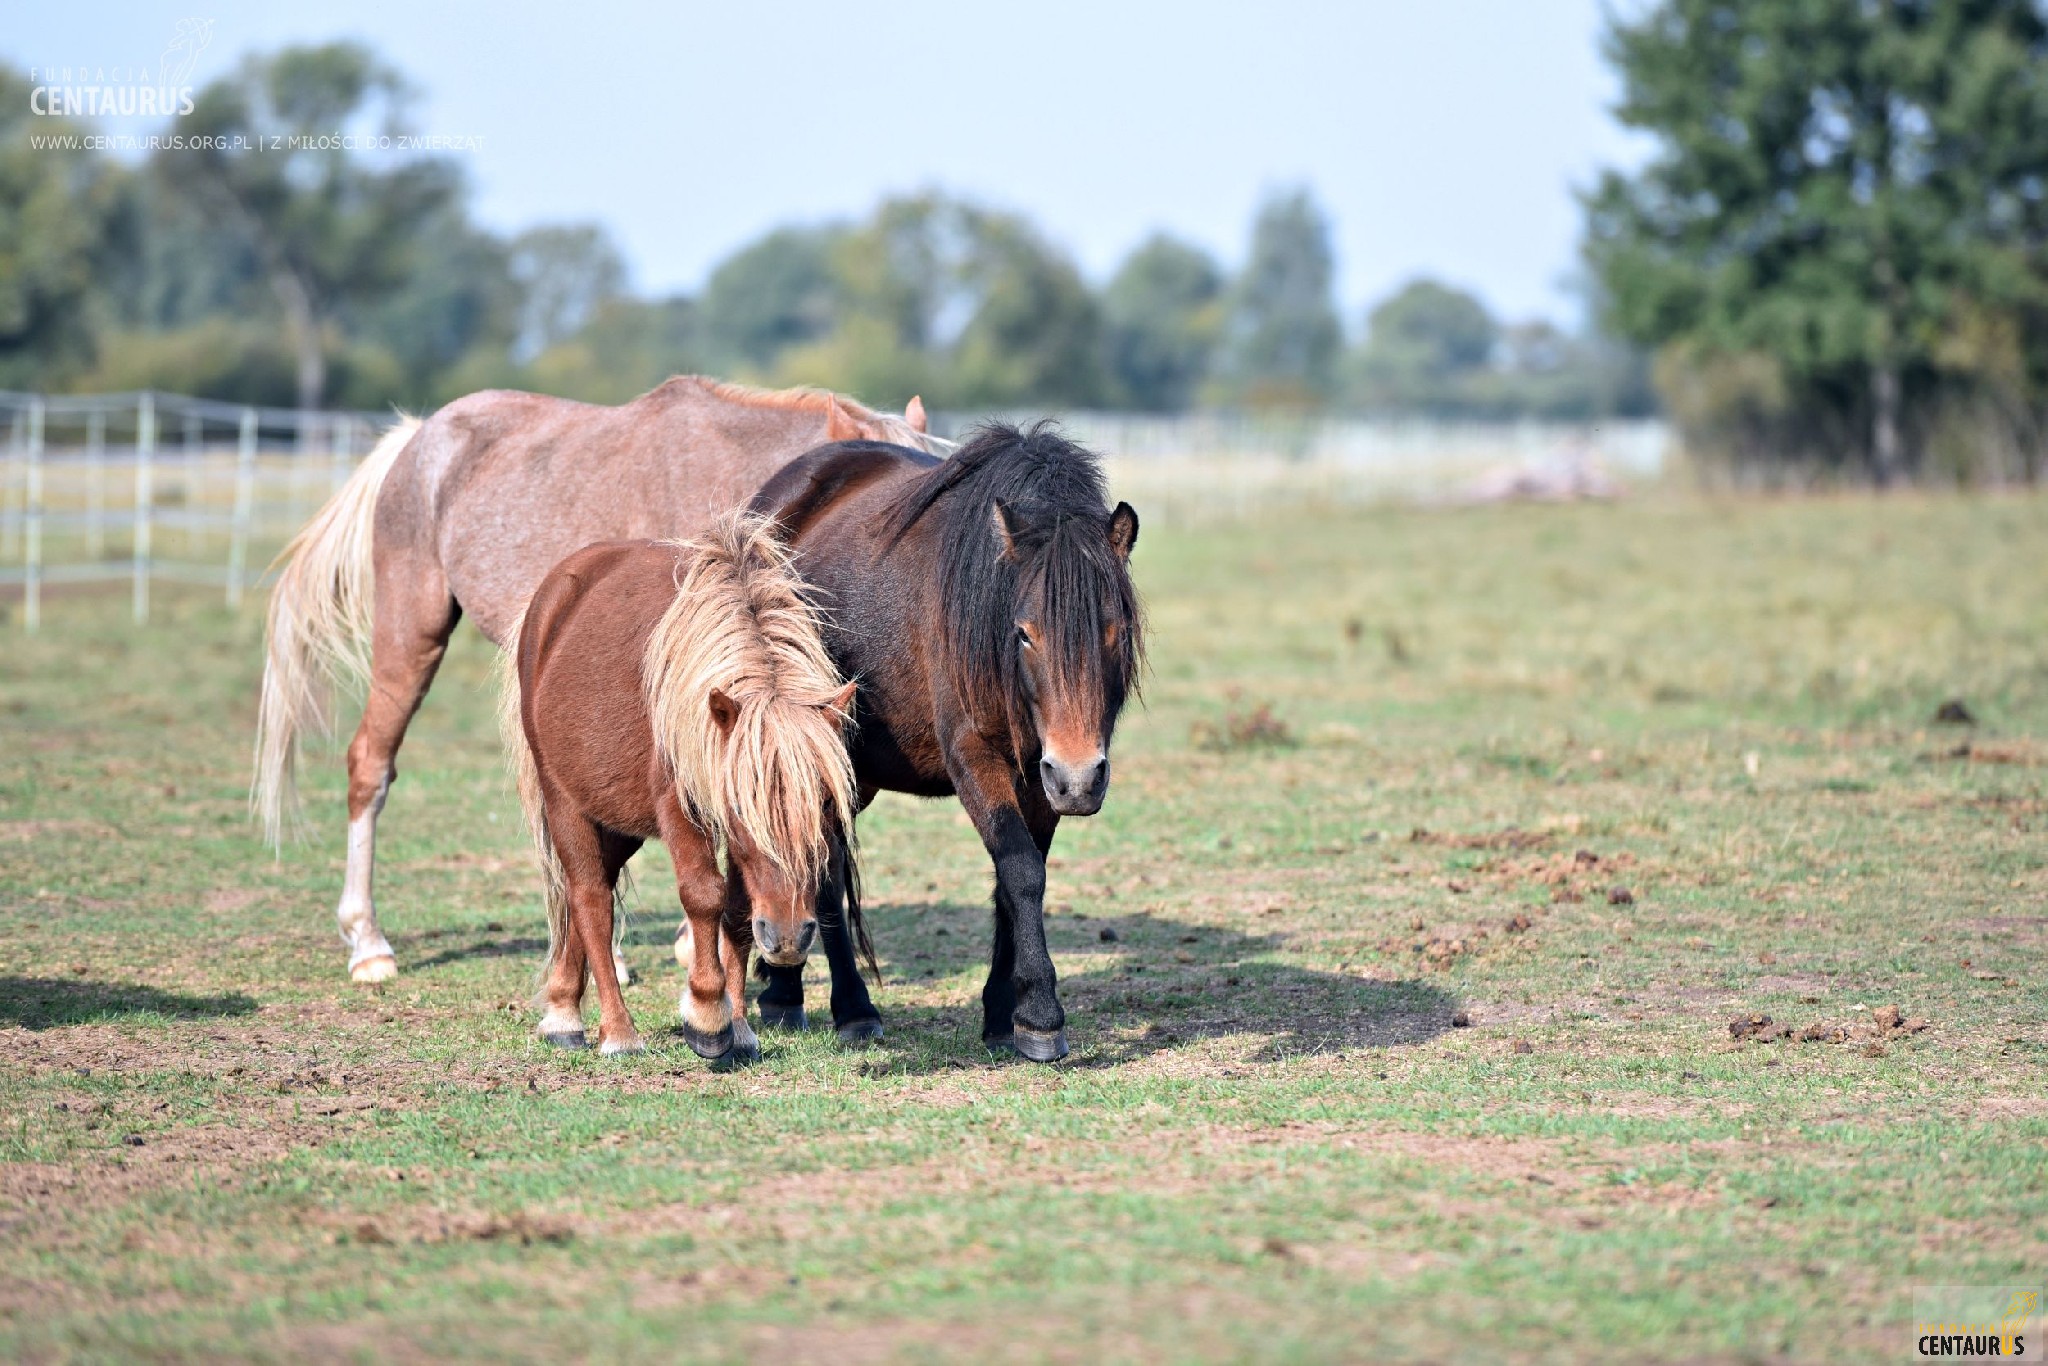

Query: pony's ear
[824,679,858,720]
[989,500,1021,563]
[905,396,927,433]
[1108,501,1140,561]
[825,396,863,443]
[707,688,740,736]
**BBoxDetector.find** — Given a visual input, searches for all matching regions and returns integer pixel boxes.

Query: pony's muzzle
[754,915,818,966]
[1040,753,1109,816]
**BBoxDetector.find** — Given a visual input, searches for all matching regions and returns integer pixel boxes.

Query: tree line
[0,43,1646,422]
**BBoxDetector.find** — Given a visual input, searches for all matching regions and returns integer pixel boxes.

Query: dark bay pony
[747,423,1142,1062]
[501,514,858,1059]
[253,377,933,983]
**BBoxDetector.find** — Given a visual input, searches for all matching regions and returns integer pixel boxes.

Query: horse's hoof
[835,1017,885,1049]
[349,955,398,985]
[1012,1027,1069,1063]
[598,1034,647,1057]
[757,1002,808,1031]
[682,1022,734,1060]
[714,1036,761,1070]
[541,1030,587,1051]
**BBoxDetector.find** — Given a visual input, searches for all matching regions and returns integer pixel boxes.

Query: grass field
[2,491,2045,1362]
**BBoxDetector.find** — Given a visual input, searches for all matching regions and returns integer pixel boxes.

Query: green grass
[2,491,2044,1362]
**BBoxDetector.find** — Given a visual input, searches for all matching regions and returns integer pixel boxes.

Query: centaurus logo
[28,18,213,118]
[1915,1287,2041,1360]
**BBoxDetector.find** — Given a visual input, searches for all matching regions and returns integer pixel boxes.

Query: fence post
[329,414,351,495]
[184,408,202,558]
[24,397,43,632]
[134,392,155,625]
[86,408,106,558]
[227,406,257,609]
[1,408,19,559]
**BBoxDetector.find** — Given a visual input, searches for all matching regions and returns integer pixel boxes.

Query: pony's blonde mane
[688,376,952,453]
[643,512,857,888]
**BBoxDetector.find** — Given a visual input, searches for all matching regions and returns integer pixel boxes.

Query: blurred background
[4,0,2046,489]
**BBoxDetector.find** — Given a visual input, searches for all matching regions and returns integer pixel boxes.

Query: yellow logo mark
[2002,1290,2039,1357]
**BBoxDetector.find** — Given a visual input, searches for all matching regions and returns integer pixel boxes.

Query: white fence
[932,411,1670,525]
[0,391,395,629]
[0,390,1671,630]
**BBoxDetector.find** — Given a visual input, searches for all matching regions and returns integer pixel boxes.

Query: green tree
[158,42,461,408]
[1101,234,1224,411]
[1346,278,1499,414]
[0,68,129,389]
[700,225,845,371]
[1586,0,2048,481]
[1214,189,1343,408]
[507,224,626,363]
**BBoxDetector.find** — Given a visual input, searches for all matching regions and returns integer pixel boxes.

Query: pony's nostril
[795,920,818,954]
[1039,756,1060,791]
[752,916,777,953]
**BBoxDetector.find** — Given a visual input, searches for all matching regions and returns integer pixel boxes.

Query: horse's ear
[825,396,863,443]
[904,396,928,433]
[990,500,1021,563]
[824,679,858,720]
[707,688,740,736]
[1108,501,1140,561]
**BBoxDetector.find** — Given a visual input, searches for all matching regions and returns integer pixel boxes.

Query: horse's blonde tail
[251,414,421,846]
[495,614,569,984]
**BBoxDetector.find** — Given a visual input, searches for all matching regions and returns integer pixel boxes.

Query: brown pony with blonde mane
[253,375,934,984]
[501,512,858,1060]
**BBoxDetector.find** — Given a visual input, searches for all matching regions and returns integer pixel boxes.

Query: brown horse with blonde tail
[254,378,933,984]
[500,513,858,1059]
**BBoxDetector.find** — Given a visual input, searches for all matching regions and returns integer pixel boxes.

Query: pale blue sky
[9,1,1649,326]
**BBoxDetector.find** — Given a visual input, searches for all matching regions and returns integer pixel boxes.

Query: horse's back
[395,381,838,645]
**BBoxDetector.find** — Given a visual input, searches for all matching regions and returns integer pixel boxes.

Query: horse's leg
[336,564,460,983]
[718,888,760,1063]
[946,737,1065,1061]
[537,898,589,1048]
[552,815,640,1055]
[658,792,737,1062]
[818,830,882,1046]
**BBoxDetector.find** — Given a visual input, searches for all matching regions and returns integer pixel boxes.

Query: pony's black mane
[886,421,1143,755]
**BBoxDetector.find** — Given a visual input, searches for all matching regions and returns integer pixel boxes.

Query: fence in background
[930,411,1670,526]
[0,391,395,630]
[0,389,1670,630]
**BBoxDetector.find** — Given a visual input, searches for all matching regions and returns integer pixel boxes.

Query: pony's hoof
[541,1030,587,1051]
[835,1017,885,1049]
[598,1034,647,1057]
[682,1022,734,1060]
[1012,1027,1069,1063]
[985,1033,1016,1058]
[713,1036,761,1070]
[757,1002,808,1032]
[349,955,398,985]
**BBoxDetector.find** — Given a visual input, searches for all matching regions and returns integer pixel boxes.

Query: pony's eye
[1016,625,1034,648]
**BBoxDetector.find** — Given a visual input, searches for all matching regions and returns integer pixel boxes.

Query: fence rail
[0,390,396,629]
[1,389,1670,630]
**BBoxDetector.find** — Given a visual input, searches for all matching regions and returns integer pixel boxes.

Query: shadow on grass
[827,902,1459,1073]
[0,977,257,1030]
[408,936,551,971]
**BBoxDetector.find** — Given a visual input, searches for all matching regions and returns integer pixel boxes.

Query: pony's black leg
[980,802,1063,1061]
[755,967,807,1030]
[818,835,882,1044]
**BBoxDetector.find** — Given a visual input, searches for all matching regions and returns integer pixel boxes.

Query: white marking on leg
[338,775,396,982]
[676,921,731,1034]
[673,921,692,969]
[537,1003,585,1041]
